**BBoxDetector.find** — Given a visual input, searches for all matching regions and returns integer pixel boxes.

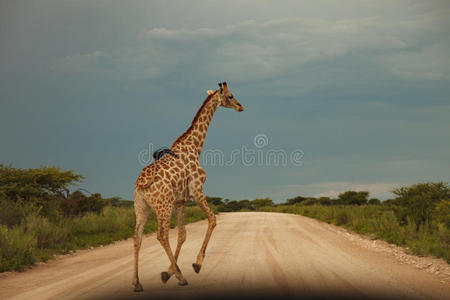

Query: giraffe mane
[171,90,218,147]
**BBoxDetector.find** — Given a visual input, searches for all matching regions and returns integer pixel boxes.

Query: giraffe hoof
[192,263,201,274]
[161,272,171,283]
[133,283,144,292]
[178,279,188,286]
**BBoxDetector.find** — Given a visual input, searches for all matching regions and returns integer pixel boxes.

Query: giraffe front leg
[163,203,186,282]
[191,189,216,274]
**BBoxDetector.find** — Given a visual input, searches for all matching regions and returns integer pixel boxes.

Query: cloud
[378,44,450,80]
[51,51,113,74]
[50,12,450,96]
[136,15,450,83]
[135,18,407,82]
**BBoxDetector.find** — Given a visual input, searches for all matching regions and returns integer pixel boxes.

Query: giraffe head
[207,82,243,112]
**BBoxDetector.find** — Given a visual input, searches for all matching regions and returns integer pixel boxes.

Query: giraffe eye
[228,95,233,99]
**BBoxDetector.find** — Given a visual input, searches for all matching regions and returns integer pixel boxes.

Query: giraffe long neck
[171,93,219,158]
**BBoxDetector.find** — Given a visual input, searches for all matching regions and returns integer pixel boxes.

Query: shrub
[392,182,449,229]
[318,197,332,206]
[251,198,273,210]
[368,198,381,205]
[60,191,106,217]
[0,224,37,272]
[434,199,450,228]
[0,197,36,228]
[338,191,369,205]
[336,210,350,225]
[104,196,133,207]
[302,198,318,206]
[286,196,306,205]
[206,196,223,206]
[24,214,71,249]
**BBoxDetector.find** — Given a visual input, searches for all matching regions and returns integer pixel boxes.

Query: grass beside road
[257,204,449,263]
[0,205,212,272]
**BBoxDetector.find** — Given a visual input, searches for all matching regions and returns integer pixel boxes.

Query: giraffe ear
[206,90,214,95]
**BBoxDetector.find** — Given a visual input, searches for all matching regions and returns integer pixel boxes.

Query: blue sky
[1,0,449,202]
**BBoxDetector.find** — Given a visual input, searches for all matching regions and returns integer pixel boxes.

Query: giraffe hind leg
[132,191,150,292]
[156,203,188,286]
[165,203,187,281]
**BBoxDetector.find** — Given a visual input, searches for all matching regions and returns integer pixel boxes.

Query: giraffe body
[132,82,243,291]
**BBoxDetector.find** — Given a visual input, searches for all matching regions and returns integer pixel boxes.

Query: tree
[337,191,369,205]
[226,200,242,212]
[206,196,223,206]
[382,199,398,206]
[286,196,306,205]
[318,197,332,206]
[302,197,318,206]
[60,190,106,216]
[251,198,273,209]
[238,200,252,211]
[392,182,449,228]
[368,198,381,205]
[0,165,83,218]
[0,165,82,205]
[104,196,133,207]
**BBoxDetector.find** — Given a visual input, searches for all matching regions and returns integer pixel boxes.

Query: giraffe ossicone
[132,82,243,292]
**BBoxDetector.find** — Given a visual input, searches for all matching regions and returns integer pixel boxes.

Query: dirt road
[1,212,449,299]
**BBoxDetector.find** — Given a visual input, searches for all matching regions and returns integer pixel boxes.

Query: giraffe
[132,82,243,292]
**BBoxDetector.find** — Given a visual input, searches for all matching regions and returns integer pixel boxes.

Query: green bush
[392,182,449,229]
[318,197,332,206]
[60,191,107,217]
[368,198,381,205]
[0,224,37,272]
[0,204,211,272]
[286,196,306,205]
[185,206,212,223]
[302,198,319,206]
[0,166,215,272]
[338,191,369,205]
[434,199,450,228]
[24,214,71,249]
[335,210,350,225]
[0,197,36,227]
